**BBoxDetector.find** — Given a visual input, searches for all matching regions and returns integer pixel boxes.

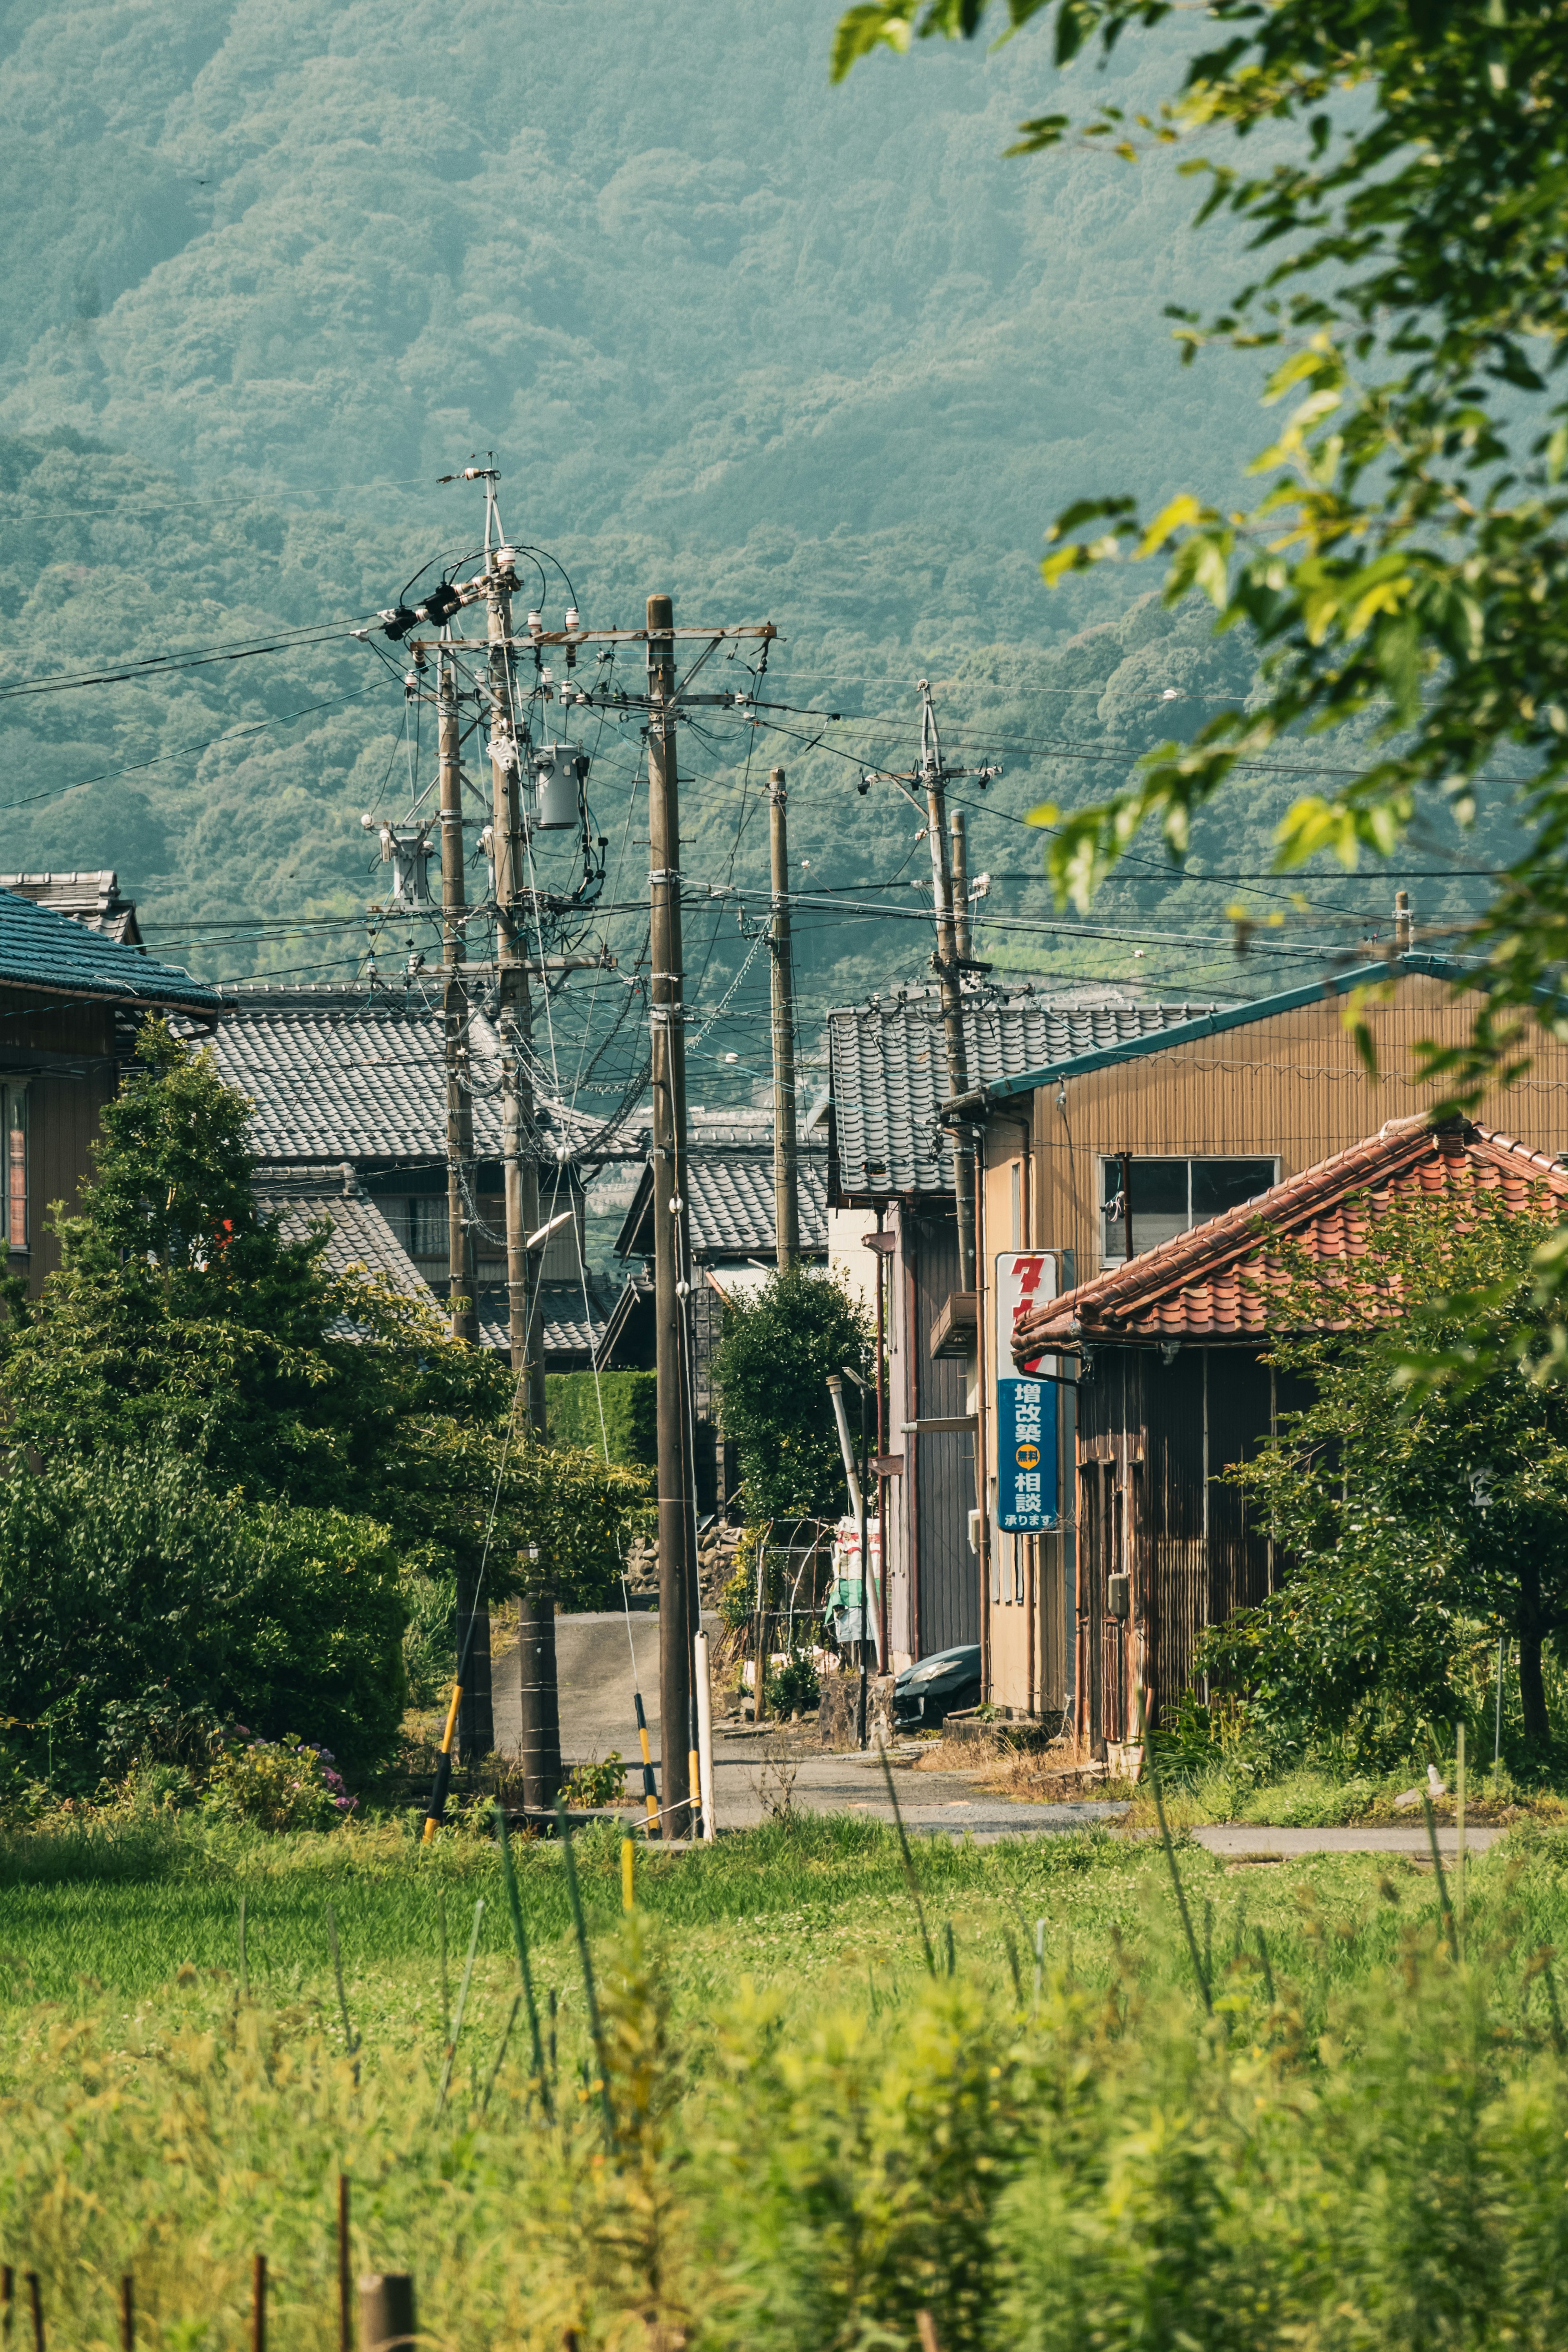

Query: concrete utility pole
[439,642,479,1348]
[768,766,800,1272]
[951,809,971,966]
[647,591,697,1838]
[919,680,978,1293]
[484,497,560,1809]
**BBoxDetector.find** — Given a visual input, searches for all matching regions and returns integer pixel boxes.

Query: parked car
[893,1644,982,1732]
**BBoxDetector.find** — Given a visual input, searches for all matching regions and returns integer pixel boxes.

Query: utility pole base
[517,1596,562,1809]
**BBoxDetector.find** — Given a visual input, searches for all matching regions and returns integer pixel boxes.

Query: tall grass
[7,1817,1568,2345]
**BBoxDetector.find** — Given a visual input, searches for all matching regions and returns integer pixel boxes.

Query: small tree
[712,1266,873,1520]
[1203,1185,1568,1763]
[0,1019,646,1781]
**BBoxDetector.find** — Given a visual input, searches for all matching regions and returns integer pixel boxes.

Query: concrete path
[1193,1822,1500,1860]
[494,1617,1515,1854]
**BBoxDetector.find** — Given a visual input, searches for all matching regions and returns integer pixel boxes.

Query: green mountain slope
[0,0,1502,1076]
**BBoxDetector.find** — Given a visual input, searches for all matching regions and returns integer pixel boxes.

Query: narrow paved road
[492,1614,1511,1853]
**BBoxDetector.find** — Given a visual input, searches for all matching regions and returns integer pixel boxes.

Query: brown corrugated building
[937,951,1568,1740]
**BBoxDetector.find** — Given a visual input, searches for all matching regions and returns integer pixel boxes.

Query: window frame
[1099,1152,1279,1265]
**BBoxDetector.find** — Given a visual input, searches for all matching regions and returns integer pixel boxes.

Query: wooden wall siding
[911,1209,977,1655]
[1030,978,1568,1275]
[0,998,120,1296]
[1142,1350,1206,1719]
[884,1202,915,1662]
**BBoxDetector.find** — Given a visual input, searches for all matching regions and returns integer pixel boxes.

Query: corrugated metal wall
[1032,978,1568,1279]
[911,1209,977,1655]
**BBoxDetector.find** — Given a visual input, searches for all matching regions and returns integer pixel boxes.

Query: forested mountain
[0,0,1503,1067]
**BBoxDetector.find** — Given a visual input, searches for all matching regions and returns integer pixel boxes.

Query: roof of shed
[831,985,1217,1196]
[1014,1115,1568,1356]
[971,951,1474,1105]
[0,886,219,1013]
[616,1149,829,1261]
[476,1278,621,1360]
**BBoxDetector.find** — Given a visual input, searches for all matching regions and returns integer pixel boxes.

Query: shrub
[0,1449,408,1786]
[712,1269,871,1519]
[546,1372,657,1469]
[564,1753,627,1807]
[201,1733,354,1831]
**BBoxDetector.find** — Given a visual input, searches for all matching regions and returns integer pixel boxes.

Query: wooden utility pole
[648,591,697,1838]
[768,767,800,1272]
[919,680,977,1293]
[485,529,561,1810]
[439,643,479,1347]
[951,809,971,964]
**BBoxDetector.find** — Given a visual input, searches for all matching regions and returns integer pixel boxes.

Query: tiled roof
[0,871,141,945]
[0,886,218,1012]
[251,1167,438,1340]
[212,985,621,1166]
[212,985,504,1165]
[616,1149,829,1261]
[476,1278,620,1360]
[1015,1116,1568,1356]
[831,985,1219,1196]
[978,951,1475,1102]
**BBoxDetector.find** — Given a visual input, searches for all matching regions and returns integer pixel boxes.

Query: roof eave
[961,953,1476,1107]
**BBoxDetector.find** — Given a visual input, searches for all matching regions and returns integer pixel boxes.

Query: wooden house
[0,884,224,1293]
[1011,1116,1568,1759]
[210,983,619,1367]
[825,982,1211,1666]
[944,949,1568,1730]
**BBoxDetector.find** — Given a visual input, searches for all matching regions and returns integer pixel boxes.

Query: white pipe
[825,1375,862,1517]
[694,1628,716,1842]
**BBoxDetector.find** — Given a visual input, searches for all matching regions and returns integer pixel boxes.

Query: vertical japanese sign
[995,1253,1059,1533]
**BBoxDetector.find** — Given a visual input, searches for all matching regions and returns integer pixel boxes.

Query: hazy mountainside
[0,0,1504,1071]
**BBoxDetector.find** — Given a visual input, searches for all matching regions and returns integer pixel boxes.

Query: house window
[1101,1155,1277,1263]
[3,1088,25,1252]
[403,1198,449,1257]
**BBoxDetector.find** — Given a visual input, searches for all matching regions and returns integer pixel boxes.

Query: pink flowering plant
[200,1728,356,1832]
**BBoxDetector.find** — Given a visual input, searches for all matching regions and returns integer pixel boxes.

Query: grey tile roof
[0,872,141,945]
[0,886,219,1012]
[617,1149,829,1261]
[476,1278,620,1360]
[251,1168,438,1337]
[212,985,505,1165]
[828,984,1223,1196]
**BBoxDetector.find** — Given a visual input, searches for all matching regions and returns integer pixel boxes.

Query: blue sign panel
[996,1373,1057,1532]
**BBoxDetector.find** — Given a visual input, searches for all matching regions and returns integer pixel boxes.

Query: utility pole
[951,809,971,966]
[483,487,560,1810]
[439,642,478,1348]
[768,767,800,1272]
[648,591,697,1839]
[918,682,984,1292]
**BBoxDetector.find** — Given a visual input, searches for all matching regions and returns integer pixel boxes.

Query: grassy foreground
[6,1812,1568,2349]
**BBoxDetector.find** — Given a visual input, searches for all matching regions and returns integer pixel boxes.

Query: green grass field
[6,1812,1568,2350]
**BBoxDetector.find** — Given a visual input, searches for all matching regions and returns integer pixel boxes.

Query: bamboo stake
[1421,1793,1459,1960]
[337,2176,352,2352]
[1455,1723,1467,1953]
[250,2256,265,2352]
[119,2275,133,2352]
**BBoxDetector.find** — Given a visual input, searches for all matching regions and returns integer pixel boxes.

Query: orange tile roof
[1013,1116,1568,1360]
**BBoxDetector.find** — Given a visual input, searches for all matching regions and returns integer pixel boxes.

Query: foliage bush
[713,1268,872,1521]
[1201,1187,1568,1767]
[0,1448,408,1784]
[562,1754,627,1808]
[545,1372,657,1469]
[201,1733,353,1832]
